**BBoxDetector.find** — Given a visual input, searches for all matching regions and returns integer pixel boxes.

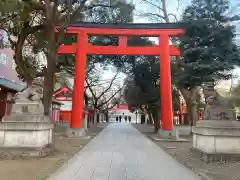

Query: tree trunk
[84,92,88,107]
[97,113,100,123]
[12,23,43,86]
[189,87,199,126]
[180,87,199,127]
[105,112,109,122]
[93,110,97,124]
[147,108,153,124]
[42,2,59,116]
[15,35,33,86]
[43,25,57,115]
[148,112,153,124]
[151,107,160,133]
[190,102,199,126]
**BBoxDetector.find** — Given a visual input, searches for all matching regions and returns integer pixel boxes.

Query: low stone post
[84,108,88,131]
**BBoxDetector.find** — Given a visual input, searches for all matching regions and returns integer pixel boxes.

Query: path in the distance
[48,123,202,180]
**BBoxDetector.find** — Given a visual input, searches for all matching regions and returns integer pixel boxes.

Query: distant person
[141,114,145,124]
[128,116,131,123]
[125,116,128,122]
[119,115,122,123]
[116,116,118,122]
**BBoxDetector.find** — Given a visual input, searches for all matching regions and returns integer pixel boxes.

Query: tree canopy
[0,0,135,114]
[178,0,240,89]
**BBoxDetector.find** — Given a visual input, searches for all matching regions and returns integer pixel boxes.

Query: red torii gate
[57,23,183,132]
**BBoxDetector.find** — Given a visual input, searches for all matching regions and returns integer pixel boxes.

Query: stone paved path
[48,123,202,180]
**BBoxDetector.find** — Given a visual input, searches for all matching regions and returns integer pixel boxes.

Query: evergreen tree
[177,0,240,125]
[178,0,240,88]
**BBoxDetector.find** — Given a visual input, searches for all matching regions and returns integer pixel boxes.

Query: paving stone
[48,123,202,180]
[90,151,112,180]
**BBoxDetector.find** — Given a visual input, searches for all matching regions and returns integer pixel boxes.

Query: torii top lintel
[57,22,184,36]
[57,23,184,56]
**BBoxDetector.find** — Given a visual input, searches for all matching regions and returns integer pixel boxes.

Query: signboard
[0,29,25,89]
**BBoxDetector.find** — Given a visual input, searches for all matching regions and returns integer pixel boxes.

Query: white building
[109,104,141,123]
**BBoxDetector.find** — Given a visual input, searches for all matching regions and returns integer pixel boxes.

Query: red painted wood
[55,97,72,101]
[70,31,87,129]
[85,44,180,56]
[60,110,71,122]
[58,43,77,54]
[159,34,173,131]
[119,36,127,47]
[199,111,203,120]
[112,105,128,110]
[58,43,180,56]
[54,86,70,96]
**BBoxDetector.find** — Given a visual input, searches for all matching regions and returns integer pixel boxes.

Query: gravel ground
[133,123,240,180]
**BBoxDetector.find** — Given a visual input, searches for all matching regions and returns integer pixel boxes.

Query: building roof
[53,84,73,100]
[0,77,25,91]
[112,104,128,110]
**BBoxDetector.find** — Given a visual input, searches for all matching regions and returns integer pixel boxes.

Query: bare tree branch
[95,72,119,101]
[168,13,178,22]
[136,12,165,22]
[96,87,122,110]
[141,0,164,13]
[86,70,120,110]
[85,77,98,100]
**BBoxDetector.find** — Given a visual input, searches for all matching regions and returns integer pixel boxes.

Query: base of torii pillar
[66,109,89,137]
[66,128,86,137]
[158,128,179,138]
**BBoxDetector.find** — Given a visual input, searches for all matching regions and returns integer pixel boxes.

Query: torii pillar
[159,34,174,133]
[57,23,184,137]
